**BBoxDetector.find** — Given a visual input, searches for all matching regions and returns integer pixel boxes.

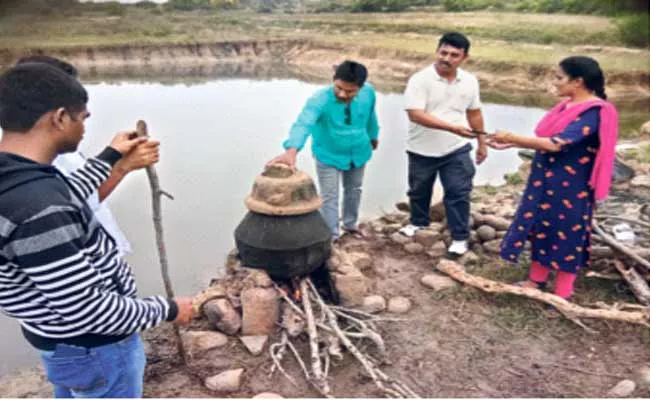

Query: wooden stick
[135,120,187,365]
[434,259,650,329]
[592,221,650,272]
[591,246,650,260]
[612,260,650,305]
[596,214,650,229]
[300,278,330,396]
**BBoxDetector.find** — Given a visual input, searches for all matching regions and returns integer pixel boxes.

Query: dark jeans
[407,144,476,240]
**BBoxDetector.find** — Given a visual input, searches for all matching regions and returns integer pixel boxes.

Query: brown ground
[1,229,649,398]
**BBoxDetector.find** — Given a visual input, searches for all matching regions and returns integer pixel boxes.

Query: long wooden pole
[136,120,188,365]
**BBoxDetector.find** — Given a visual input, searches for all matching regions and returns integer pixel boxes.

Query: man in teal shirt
[268,60,379,240]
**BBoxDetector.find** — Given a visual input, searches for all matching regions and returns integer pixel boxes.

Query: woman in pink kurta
[487,56,618,299]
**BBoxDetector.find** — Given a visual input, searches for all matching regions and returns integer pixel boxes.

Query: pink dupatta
[534,98,619,201]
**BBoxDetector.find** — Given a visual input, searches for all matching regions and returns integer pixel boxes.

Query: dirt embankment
[1,39,648,106]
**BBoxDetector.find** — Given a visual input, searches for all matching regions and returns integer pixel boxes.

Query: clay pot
[235,165,331,279]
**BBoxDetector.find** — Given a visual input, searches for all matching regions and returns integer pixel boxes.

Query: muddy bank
[1,39,648,107]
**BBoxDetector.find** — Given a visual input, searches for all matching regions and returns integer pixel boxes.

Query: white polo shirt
[404,65,481,157]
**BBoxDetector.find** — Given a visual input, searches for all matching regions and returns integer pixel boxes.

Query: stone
[382,211,409,224]
[429,222,445,232]
[459,251,480,266]
[184,331,228,352]
[471,243,484,254]
[429,201,445,222]
[383,223,403,234]
[607,380,636,397]
[390,232,412,245]
[247,270,273,288]
[631,174,650,189]
[476,225,497,242]
[404,242,425,254]
[636,365,650,390]
[420,274,458,291]
[483,239,502,254]
[204,298,242,335]
[469,230,479,244]
[205,368,244,393]
[481,215,510,231]
[427,241,447,258]
[414,230,440,247]
[241,287,279,335]
[348,251,373,271]
[333,266,368,306]
[326,251,342,272]
[640,120,650,136]
[253,393,284,398]
[362,295,386,313]
[395,200,410,212]
[387,296,412,313]
[240,335,268,356]
[495,230,507,239]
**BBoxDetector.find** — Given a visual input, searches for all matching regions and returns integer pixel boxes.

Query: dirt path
[2,230,648,398]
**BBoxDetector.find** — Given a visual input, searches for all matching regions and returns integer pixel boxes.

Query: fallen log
[434,259,650,331]
[591,246,650,260]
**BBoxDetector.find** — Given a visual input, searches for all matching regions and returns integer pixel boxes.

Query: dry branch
[592,221,650,272]
[596,214,650,230]
[434,259,650,329]
[135,120,187,364]
[612,260,650,305]
[300,279,330,396]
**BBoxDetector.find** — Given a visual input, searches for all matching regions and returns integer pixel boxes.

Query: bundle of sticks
[269,278,420,398]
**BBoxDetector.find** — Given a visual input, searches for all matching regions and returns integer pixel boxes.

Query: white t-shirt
[404,65,481,157]
[53,152,132,257]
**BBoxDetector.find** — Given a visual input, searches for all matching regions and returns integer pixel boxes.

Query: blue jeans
[407,144,475,240]
[39,333,146,398]
[316,159,366,239]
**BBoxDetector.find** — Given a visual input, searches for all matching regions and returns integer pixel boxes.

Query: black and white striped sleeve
[64,147,122,201]
[8,203,174,337]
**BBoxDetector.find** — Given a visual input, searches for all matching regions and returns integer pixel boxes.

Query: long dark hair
[559,56,607,100]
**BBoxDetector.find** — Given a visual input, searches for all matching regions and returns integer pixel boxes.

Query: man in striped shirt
[0,63,193,397]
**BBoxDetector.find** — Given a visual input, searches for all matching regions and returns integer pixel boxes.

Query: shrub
[617,13,650,48]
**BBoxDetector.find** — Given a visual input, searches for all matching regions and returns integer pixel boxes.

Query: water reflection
[0,77,546,376]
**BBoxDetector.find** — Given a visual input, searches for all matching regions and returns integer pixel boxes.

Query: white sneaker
[399,224,423,237]
[448,240,468,256]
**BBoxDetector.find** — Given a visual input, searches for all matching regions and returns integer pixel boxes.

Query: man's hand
[266,148,298,170]
[115,139,160,174]
[172,297,194,325]
[109,131,147,155]
[475,143,488,165]
[450,125,476,139]
[371,139,378,150]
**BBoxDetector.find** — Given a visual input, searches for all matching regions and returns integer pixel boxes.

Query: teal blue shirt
[283,84,380,171]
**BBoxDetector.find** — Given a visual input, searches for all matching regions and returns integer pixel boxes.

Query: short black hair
[16,55,79,78]
[333,60,368,87]
[0,63,88,132]
[438,32,471,54]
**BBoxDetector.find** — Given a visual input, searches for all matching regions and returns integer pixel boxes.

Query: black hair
[438,31,471,54]
[559,56,607,100]
[0,63,88,132]
[333,60,368,87]
[16,55,79,78]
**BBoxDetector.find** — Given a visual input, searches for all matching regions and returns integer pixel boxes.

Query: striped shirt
[0,148,174,350]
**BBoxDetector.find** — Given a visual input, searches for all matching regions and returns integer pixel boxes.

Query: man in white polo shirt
[399,32,487,257]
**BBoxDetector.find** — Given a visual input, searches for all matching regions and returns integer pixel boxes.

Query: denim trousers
[39,333,146,398]
[407,144,475,240]
[316,159,366,238]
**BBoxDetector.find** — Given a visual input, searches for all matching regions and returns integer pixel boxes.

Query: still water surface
[0,78,546,375]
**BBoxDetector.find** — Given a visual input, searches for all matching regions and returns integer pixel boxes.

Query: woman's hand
[486,141,515,150]
[488,130,514,144]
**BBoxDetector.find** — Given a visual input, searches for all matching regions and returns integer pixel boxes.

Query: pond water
[0,77,547,376]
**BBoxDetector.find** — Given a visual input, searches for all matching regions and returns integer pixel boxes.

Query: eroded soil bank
[1,39,648,107]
